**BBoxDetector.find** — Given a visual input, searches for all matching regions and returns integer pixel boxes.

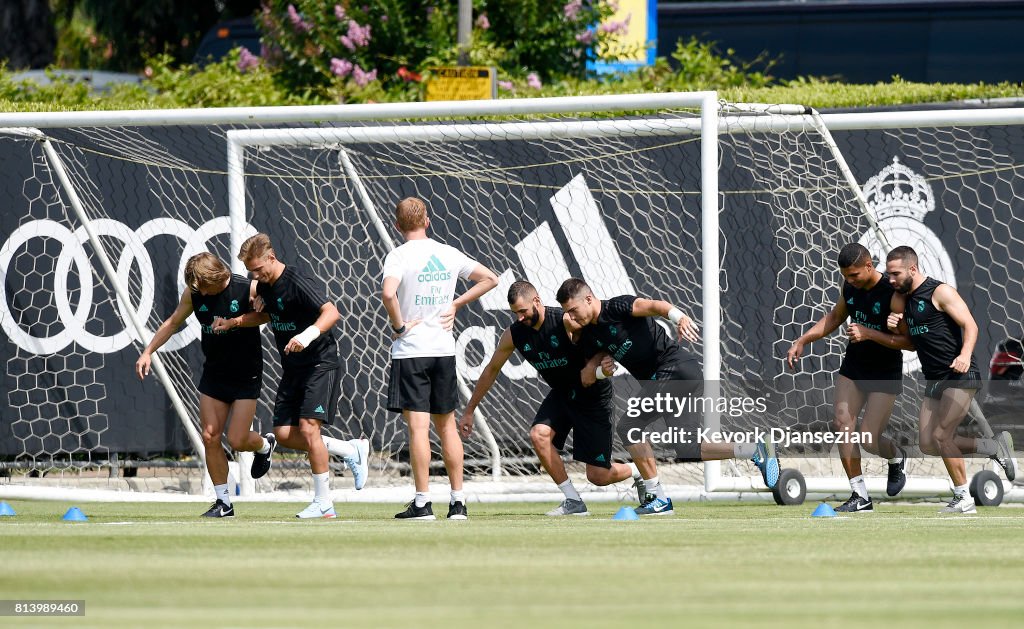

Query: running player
[136,252,271,518]
[886,245,1017,514]
[239,234,369,519]
[458,280,646,516]
[557,278,779,516]
[787,243,913,512]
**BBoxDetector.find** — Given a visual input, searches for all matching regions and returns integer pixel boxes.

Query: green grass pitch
[1,500,1021,628]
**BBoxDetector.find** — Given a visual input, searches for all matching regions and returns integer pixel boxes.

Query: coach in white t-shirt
[381,196,498,521]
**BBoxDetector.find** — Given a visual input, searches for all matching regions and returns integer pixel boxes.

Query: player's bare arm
[846,293,914,350]
[631,297,700,343]
[787,293,848,370]
[284,301,339,354]
[441,264,499,331]
[136,290,193,380]
[933,283,979,373]
[581,350,614,387]
[459,328,516,438]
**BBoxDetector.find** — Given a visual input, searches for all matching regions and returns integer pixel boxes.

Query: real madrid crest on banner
[857,157,957,374]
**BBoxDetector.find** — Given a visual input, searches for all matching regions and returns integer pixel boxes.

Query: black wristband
[392,324,406,335]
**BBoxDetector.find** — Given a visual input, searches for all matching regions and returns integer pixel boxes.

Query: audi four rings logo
[0,216,257,355]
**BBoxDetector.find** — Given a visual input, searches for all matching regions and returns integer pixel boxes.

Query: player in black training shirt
[458,281,647,516]
[557,278,779,517]
[136,252,271,518]
[787,243,914,513]
[239,234,369,520]
[886,246,1018,514]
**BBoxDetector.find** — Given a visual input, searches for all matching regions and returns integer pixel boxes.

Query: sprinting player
[239,233,369,520]
[136,252,272,518]
[556,278,779,516]
[458,281,646,516]
[886,245,1018,514]
[787,243,913,513]
[381,197,498,521]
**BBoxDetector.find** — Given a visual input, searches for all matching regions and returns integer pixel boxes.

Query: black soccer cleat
[447,501,468,520]
[250,432,277,479]
[201,499,235,518]
[887,448,908,496]
[394,501,436,520]
[835,493,873,513]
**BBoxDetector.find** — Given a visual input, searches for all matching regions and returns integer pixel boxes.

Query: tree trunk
[0,0,55,69]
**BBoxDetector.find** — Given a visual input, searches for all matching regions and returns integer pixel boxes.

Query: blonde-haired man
[136,252,270,517]
[239,233,369,519]
[381,197,498,520]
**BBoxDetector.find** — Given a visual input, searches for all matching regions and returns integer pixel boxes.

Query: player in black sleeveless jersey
[887,246,1018,514]
[136,252,271,518]
[240,234,369,520]
[458,281,646,516]
[787,243,914,513]
[557,278,779,517]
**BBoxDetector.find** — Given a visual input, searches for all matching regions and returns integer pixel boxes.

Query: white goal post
[1,93,1022,505]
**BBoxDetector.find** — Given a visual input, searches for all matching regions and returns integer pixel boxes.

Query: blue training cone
[62,506,88,522]
[811,502,837,518]
[612,506,640,521]
[0,501,15,517]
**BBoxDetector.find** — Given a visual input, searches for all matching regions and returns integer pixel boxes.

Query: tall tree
[0,0,56,69]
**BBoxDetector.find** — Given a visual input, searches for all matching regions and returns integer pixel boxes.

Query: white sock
[734,442,757,459]
[645,476,666,500]
[450,489,466,505]
[850,475,869,499]
[954,483,970,498]
[628,462,641,480]
[887,447,904,465]
[974,438,997,456]
[414,491,430,508]
[558,479,581,502]
[322,435,357,459]
[214,483,231,506]
[313,471,331,502]
[257,436,271,455]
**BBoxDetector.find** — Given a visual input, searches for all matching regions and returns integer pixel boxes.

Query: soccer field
[0,500,1021,628]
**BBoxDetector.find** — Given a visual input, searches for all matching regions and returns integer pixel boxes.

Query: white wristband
[667,307,685,325]
[595,365,608,380]
[294,325,321,348]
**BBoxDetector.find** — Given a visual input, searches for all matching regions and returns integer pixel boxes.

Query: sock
[974,438,998,456]
[313,471,331,502]
[887,446,905,465]
[628,462,641,480]
[850,475,869,500]
[214,483,231,506]
[954,483,969,498]
[257,436,271,455]
[557,479,581,502]
[734,442,757,459]
[645,476,666,500]
[414,491,430,508]
[450,489,466,505]
[322,435,357,459]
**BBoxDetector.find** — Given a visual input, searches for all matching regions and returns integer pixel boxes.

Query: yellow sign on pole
[425,66,496,101]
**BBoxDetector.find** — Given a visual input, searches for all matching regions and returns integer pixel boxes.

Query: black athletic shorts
[838,361,902,395]
[198,371,261,403]
[924,370,982,400]
[532,389,614,468]
[272,363,338,426]
[387,356,458,414]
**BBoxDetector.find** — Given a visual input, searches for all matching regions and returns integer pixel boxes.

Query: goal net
[1,96,1021,503]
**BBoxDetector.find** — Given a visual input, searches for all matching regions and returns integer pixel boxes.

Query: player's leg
[429,356,466,520]
[859,389,907,497]
[198,391,233,517]
[933,386,978,514]
[225,399,265,452]
[530,392,585,515]
[389,358,437,520]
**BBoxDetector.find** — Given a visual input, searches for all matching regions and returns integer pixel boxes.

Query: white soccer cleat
[545,499,589,517]
[296,498,336,519]
[938,494,977,515]
[343,438,370,490]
